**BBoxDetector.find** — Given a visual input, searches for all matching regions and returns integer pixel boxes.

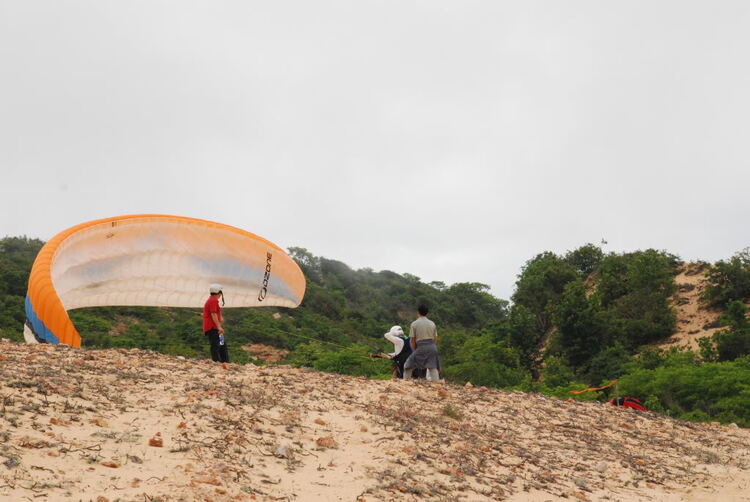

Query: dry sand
[1,339,749,502]
[664,263,724,351]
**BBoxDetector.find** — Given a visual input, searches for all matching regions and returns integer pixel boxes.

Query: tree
[564,243,604,277]
[288,247,322,283]
[553,280,607,369]
[596,254,630,307]
[0,237,44,342]
[712,301,750,361]
[596,250,677,347]
[703,249,750,307]
[627,249,678,296]
[539,355,575,388]
[442,282,508,329]
[504,304,542,375]
[512,252,577,334]
[585,342,629,385]
[444,333,529,388]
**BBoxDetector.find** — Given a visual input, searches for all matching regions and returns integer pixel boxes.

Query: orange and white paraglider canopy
[25,214,306,348]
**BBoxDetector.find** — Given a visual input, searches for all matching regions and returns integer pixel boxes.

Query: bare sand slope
[665,263,724,351]
[1,340,749,502]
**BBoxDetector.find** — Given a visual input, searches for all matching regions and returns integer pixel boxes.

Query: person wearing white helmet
[203,283,229,363]
[383,325,411,379]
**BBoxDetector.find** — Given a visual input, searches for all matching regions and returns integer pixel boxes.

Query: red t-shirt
[202,295,222,332]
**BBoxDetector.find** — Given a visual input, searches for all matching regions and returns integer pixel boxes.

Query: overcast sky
[1,1,749,300]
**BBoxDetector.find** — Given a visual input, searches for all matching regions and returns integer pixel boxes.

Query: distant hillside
[1,340,749,502]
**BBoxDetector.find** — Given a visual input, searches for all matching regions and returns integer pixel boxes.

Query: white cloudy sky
[1,1,749,300]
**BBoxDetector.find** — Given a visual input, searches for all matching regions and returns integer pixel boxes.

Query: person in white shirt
[383,325,412,378]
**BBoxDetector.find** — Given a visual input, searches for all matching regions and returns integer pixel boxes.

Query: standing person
[403,305,440,381]
[203,283,229,363]
[383,325,412,379]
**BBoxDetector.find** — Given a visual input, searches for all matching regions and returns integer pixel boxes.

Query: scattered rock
[316,435,338,449]
[274,445,293,459]
[191,476,221,486]
[89,417,109,427]
[3,456,20,469]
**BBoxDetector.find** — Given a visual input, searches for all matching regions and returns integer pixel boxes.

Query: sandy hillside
[665,263,724,351]
[1,340,749,502]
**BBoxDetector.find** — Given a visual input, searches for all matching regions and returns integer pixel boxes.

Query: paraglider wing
[25,214,306,348]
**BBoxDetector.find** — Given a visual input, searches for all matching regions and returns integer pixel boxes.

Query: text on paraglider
[258,252,273,301]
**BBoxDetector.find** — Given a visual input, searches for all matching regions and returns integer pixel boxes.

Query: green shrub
[564,244,604,277]
[442,403,464,420]
[442,332,529,388]
[585,343,629,385]
[702,249,750,307]
[553,280,607,368]
[712,301,750,361]
[618,356,750,427]
[512,252,578,334]
[644,394,664,413]
[539,355,575,388]
[288,342,390,377]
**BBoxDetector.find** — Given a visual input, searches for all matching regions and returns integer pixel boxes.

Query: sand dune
[1,339,749,502]
[665,263,724,351]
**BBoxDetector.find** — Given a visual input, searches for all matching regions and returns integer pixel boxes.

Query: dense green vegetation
[618,349,750,427]
[1,236,749,427]
[702,249,750,307]
[0,237,43,342]
[697,248,750,364]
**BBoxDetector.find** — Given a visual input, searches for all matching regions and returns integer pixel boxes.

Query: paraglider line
[275,330,383,359]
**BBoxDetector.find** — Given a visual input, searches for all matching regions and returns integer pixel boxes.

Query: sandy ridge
[1,340,749,501]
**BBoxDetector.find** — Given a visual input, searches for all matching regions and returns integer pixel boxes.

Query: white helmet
[389,325,404,336]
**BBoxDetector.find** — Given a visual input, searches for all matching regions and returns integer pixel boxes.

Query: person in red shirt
[203,283,229,363]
